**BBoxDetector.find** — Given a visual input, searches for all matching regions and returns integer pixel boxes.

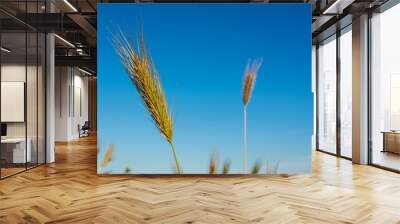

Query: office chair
[79,121,90,138]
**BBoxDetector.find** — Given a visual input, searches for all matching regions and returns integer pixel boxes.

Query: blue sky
[97,3,312,174]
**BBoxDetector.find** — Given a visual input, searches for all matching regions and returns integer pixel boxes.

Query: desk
[1,138,31,163]
[382,131,400,154]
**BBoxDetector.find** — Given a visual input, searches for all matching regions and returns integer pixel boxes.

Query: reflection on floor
[0,167,25,178]
[373,150,400,171]
[0,163,41,178]
[0,135,400,223]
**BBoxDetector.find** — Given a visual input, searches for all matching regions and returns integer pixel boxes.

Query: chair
[79,121,90,138]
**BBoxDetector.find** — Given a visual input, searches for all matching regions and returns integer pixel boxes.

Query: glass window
[371,3,400,171]
[318,35,337,154]
[0,1,46,179]
[339,27,352,158]
[1,30,28,178]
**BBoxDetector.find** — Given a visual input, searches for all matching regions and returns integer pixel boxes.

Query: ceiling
[0,0,391,75]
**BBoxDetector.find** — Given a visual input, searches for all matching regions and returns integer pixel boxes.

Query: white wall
[55,67,89,141]
[1,65,39,138]
[55,66,69,141]
[1,82,25,122]
[72,73,89,138]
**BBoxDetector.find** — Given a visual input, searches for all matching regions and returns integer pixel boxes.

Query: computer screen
[1,123,7,137]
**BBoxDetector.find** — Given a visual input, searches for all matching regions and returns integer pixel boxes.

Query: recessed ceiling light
[54,34,75,48]
[63,0,78,12]
[1,47,11,53]
[78,67,93,76]
[322,0,354,15]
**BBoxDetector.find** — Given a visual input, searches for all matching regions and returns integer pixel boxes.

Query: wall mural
[97,3,312,174]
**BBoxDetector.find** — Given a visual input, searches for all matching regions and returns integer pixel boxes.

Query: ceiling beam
[55,55,96,73]
[67,13,97,45]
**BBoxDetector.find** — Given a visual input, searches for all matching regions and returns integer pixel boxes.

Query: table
[1,138,31,163]
[381,131,400,154]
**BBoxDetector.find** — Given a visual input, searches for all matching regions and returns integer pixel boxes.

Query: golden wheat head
[102,144,114,168]
[112,31,174,143]
[242,59,262,106]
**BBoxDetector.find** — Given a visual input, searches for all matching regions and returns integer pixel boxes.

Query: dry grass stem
[251,160,262,174]
[242,58,262,174]
[222,160,231,174]
[209,153,218,174]
[266,161,280,174]
[102,144,114,168]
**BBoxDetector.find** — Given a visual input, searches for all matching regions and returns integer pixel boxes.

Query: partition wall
[0,1,46,179]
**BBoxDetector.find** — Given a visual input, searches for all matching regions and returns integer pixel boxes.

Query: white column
[312,45,317,151]
[352,14,369,164]
[46,33,55,163]
[45,0,55,163]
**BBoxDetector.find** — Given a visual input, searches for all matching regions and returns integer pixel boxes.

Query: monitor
[1,123,7,137]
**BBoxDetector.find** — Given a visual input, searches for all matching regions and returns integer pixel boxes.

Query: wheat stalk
[266,161,280,174]
[208,152,218,174]
[242,59,262,173]
[242,59,262,106]
[222,160,231,174]
[251,160,262,174]
[112,30,182,174]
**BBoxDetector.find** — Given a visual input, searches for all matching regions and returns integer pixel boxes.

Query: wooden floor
[0,167,26,178]
[373,150,400,171]
[1,135,400,223]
